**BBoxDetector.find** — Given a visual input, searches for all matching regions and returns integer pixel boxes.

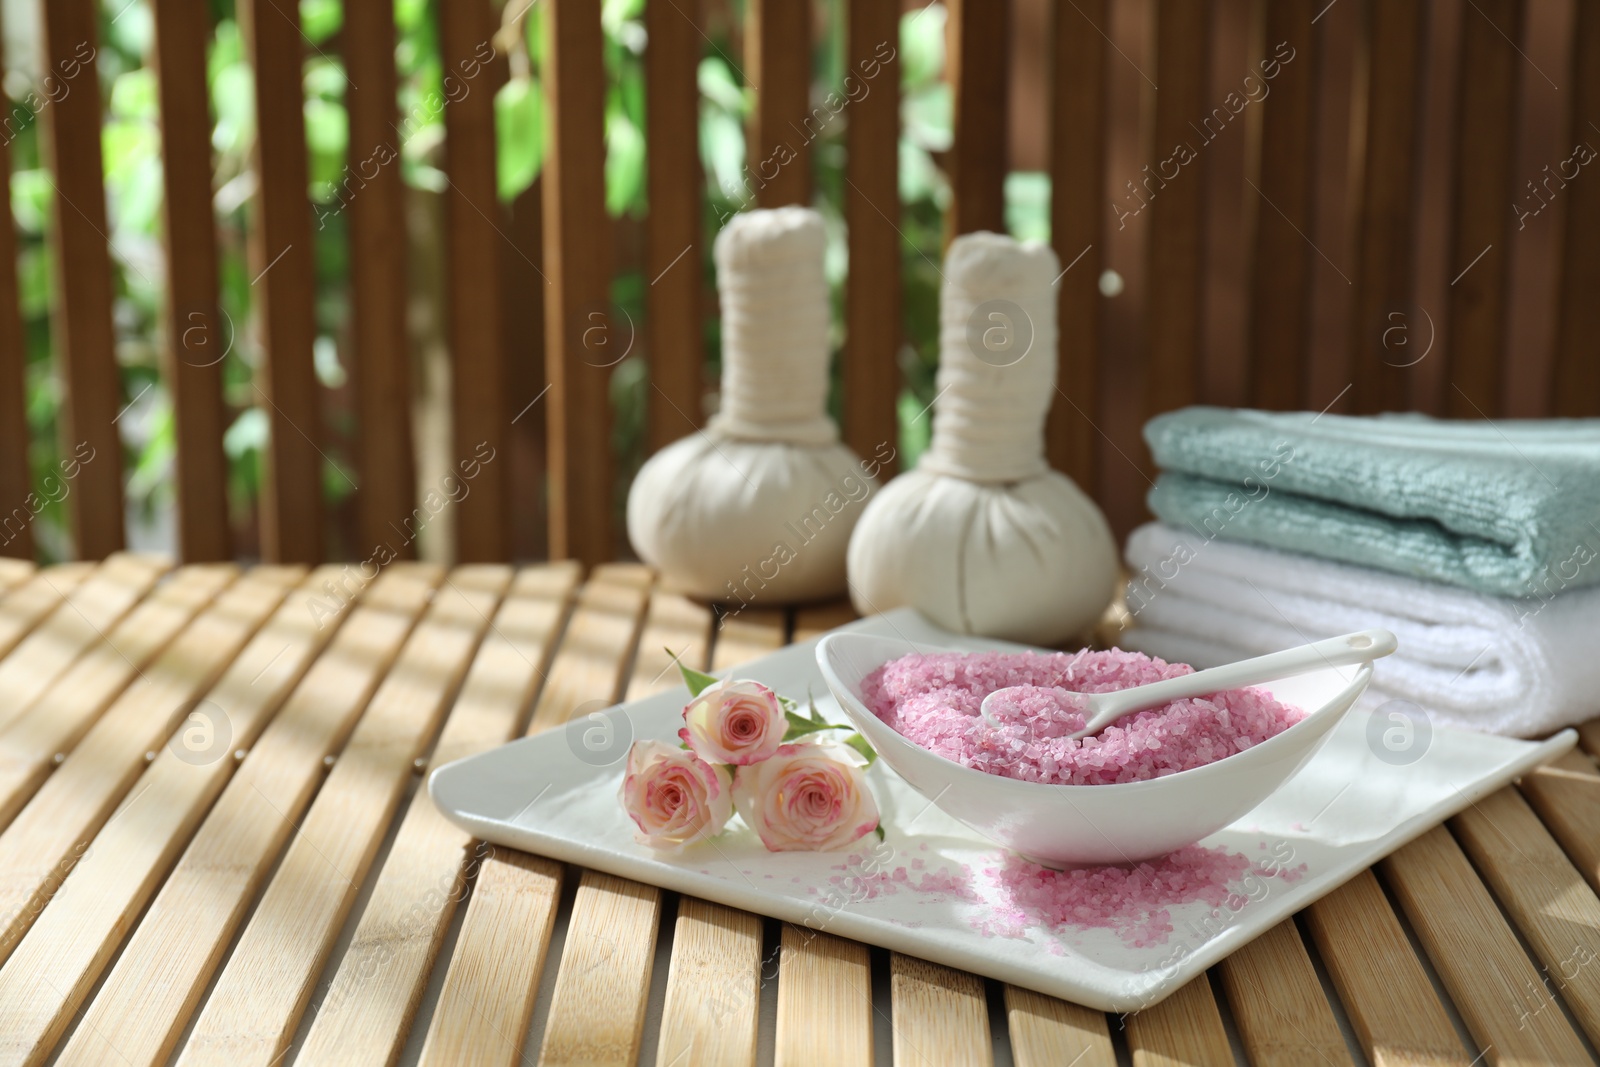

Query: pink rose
[679,679,787,765]
[732,742,880,852]
[620,740,733,849]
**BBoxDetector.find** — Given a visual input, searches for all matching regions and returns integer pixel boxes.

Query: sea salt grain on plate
[982,848,1305,947]
[861,649,1306,786]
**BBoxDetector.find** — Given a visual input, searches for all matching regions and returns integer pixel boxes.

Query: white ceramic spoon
[979,628,1399,739]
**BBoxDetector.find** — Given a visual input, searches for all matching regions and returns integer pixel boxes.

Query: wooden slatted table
[0,559,1597,1066]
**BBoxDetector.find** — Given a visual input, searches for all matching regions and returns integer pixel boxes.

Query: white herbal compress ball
[847,232,1117,645]
[628,207,877,603]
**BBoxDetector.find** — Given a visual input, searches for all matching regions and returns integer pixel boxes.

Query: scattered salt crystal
[862,649,1305,786]
[979,848,1305,946]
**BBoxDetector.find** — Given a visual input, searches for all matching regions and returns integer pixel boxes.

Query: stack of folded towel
[1121,407,1600,737]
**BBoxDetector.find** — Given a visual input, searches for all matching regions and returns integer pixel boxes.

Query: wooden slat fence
[0,0,1595,558]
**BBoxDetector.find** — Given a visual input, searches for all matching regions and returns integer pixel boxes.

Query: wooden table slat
[525,564,654,736]
[54,565,441,1067]
[0,563,95,665]
[776,927,873,1067]
[790,600,859,643]
[1304,867,1470,1067]
[637,607,788,1067]
[1216,919,1352,1066]
[4,569,1599,1065]
[890,954,992,1067]
[175,568,510,1067]
[1382,824,1591,1063]
[1577,720,1600,763]
[418,849,563,1066]
[711,608,788,672]
[420,565,652,1066]
[0,554,170,734]
[0,566,312,1067]
[625,591,713,702]
[0,567,305,975]
[0,564,237,831]
[295,564,580,1066]
[538,871,663,1065]
[657,898,762,1067]
[1122,973,1232,1067]
[1520,749,1600,896]
[714,606,872,1067]
[530,567,665,1067]
[1004,985,1116,1067]
[1450,786,1600,1050]
[0,561,32,597]
[0,565,333,1065]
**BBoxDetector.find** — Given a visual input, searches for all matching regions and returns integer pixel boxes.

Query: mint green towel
[1144,407,1600,598]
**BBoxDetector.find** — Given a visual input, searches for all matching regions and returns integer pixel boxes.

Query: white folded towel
[1120,522,1600,737]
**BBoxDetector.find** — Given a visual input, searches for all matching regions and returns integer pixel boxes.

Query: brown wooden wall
[1,0,1596,564]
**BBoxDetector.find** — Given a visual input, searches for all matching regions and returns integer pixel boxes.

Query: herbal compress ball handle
[625,207,880,603]
[845,232,1118,645]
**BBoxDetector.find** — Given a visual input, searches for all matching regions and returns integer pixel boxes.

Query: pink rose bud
[733,742,880,852]
[620,740,734,849]
[679,679,788,766]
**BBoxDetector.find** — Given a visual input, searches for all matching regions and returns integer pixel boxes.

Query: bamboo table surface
[0,556,1597,1066]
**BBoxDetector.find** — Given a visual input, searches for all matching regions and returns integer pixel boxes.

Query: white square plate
[430,608,1576,1012]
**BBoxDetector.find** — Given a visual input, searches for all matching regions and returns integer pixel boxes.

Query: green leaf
[602,0,646,35]
[783,711,835,740]
[303,96,349,193]
[301,0,343,44]
[495,78,544,201]
[224,407,269,458]
[696,56,747,114]
[10,170,52,234]
[699,106,746,199]
[1005,172,1052,243]
[210,63,256,156]
[873,824,886,841]
[109,69,157,121]
[900,4,947,90]
[903,82,952,153]
[604,112,644,217]
[673,652,720,697]
[843,733,878,766]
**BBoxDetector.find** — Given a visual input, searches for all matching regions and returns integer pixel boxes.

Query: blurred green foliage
[5,0,1047,560]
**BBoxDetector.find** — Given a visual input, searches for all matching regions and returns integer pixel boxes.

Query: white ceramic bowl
[816,633,1375,865]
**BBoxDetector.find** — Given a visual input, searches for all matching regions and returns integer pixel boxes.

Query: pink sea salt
[984,848,1259,947]
[862,649,1305,786]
